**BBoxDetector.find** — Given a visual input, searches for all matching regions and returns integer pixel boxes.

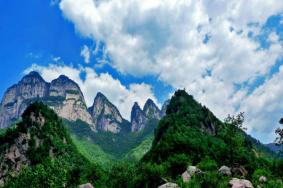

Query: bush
[197,157,218,171]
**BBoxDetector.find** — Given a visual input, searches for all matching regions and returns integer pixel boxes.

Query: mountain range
[0,72,282,187]
[0,71,165,134]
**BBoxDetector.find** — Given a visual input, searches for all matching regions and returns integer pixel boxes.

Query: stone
[79,183,94,188]
[229,178,254,188]
[158,182,180,188]
[181,170,191,183]
[259,176,267,183]
[218,165,232,176]
[187,166,202,176]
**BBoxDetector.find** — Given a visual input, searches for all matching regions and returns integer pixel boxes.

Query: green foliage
[197,157,218,171]
[71,135,116,168]
[123,135,153,162]
[66,118,158,159]
[1,102,107,188]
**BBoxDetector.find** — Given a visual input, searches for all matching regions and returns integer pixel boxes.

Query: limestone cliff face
[0,72,93,128]
[131,102,148,132]
[48,75,93,128]
[88,92,127,133]
[0,72,49,128]
[143,99,161,120]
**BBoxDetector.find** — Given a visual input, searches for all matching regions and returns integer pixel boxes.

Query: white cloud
[25,64,158,120]
[80,45,91,64]
[59,0,283,142]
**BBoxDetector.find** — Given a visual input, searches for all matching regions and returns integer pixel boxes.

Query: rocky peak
[143,98,161,120]
[49,75,83,100]
[0,72,93,129]
[88,92,124,133]
[131,102,148,132]
[20,71,45,82]
[161,99,170,117]
[0,71,50,128]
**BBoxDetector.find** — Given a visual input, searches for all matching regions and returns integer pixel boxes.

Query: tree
[275,118,283,145]
[223,112,246,164]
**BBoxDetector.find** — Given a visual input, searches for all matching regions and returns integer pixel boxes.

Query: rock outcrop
[79,183,94,188]
[88,92,129,133]
[158,182,180,188]
[0,71,49,128]
[0,71,162,133]
[181,166,202,183]
[0,72,93,129]
[229,178,254,188]
[143,99,161,120]
[130,99,163,132]
[131,102,148,132]
[218,165,232,176]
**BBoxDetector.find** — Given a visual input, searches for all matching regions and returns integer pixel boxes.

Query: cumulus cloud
[58,0,283,142]
[25,64,158,120]
[80,45,91,64]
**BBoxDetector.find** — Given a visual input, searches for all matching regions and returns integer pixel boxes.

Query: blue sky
[0,0,283,143]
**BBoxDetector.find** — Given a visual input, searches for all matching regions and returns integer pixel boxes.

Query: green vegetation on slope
[71,135,116,168]
[123,134,154,162]
[1,102,106,188]
[65,118,158,159]
[112,90,283,188]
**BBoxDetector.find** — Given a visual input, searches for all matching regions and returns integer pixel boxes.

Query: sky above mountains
[0,0,283,143]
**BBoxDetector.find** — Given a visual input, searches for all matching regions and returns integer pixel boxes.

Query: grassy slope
[123,134,154,162]
[71,135,117,168]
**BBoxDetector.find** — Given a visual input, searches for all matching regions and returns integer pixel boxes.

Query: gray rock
[79,183,94,188]
[0,72,93,129]
[229,178,254,188]
[158,182,180,188]
[88,92,127,133]
[218,165,232,176]
[181,170,191,183]
[131,102,148,132]
[143,98,161,120]
[259,176,267,183]
[187,166,202,176]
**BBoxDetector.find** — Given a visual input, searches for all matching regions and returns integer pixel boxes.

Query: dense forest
[0,90,282,187]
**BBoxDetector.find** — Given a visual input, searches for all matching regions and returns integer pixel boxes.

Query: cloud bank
[57,0,283,143]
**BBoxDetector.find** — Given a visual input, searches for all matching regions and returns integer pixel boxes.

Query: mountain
[0,71,49,129]
[143,99,161,120]
[265,143,283,153]
[160,99,170,117]
[48,75,93,126]
[0,72,162,135]
[0,102,104,187]
[130,102,148,132]
[88,92,130,133]
[129,90,283,187]
[0,72,93,129]
[130,99,162,132]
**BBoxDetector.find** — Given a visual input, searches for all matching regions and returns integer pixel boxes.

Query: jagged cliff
[0,72,92,129]
[88,92,130,133]
[0,72,50,129]
[131,102,148,132]
[0,71,167,134]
